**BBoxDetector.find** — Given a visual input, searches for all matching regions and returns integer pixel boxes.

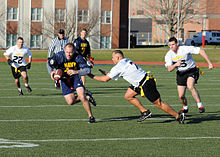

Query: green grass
[1,47,220,63]
[0,61,219,156]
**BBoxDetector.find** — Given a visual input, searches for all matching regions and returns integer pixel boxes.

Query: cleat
[55,80,60,89]
[137,110,152,122]
[199,107,205,113]
[180,108,188,113]
[177,111,185,124]
[88,116,96,123]
[86,90,96,106]
[18,90,24,95]
[26,86,32,93]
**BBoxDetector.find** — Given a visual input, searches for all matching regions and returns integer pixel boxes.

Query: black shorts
[176,67,199,86]
[11,66,27,79]
[130,78,160,103]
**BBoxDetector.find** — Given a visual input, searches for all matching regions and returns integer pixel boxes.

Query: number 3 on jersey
[13,56,23,64]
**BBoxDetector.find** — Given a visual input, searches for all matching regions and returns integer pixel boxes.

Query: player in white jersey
[165,37,214,114]
[88,50,185,124]
[4,37,32,95]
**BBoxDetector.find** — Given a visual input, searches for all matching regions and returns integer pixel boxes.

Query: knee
[66,99,75,105]
[187,85,195,91]
[153,98,162,107]
[124,94,132,101]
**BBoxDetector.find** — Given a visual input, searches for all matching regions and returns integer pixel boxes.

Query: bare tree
[144,0,201,37]
[0,8,6,41]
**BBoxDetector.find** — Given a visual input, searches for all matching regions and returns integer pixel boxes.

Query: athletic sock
[197,102,203,108]
[25,83,29,87]
[18,88,22,92]
[183,106,188,110]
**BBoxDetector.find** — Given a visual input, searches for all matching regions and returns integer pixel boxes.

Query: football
[54,69,63,80]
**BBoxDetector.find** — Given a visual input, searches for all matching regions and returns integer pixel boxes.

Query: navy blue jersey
[48,51,90,79]
[73,37,91,58]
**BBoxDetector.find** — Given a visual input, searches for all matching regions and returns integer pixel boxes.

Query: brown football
[54,69,63,80]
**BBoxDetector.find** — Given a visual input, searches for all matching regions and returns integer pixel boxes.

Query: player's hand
[67,70,78,76]
[208,63,214,70]
[50,71,55,80]
[175,60,182,67]
[7,59,13,66]
[98,69,107,75]
[26,63,31,69]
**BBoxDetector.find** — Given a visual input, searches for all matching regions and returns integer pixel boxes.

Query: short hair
[17,37,24,41]
[65,43,74,49]
[113,50,124,58]
[168,37,177,43]
[81,28,87,33]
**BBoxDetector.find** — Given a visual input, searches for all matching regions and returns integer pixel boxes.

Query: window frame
[30,34,42,48]
[6,34,18,48]
[78,10,89,23]
[101,10,111,24]
[7,7,18,21]
[31,8,42,21]
[55,9,65,22]
[100,36,111,49]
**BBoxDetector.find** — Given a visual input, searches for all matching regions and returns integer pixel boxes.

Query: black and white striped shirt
[48,36,70,58]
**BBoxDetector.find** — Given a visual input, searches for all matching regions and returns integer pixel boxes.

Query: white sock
[197,102,203,108]
[25,83,29,87]
[18,88,22,92]
[183,106,188,110]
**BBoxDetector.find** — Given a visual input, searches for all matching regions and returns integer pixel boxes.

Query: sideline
[0,58,220,67]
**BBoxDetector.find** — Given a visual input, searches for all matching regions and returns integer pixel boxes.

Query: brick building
[130,0,220,45]
[0,0,128,49]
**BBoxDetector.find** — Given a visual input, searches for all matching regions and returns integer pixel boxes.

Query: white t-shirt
[107,58,146,87]
[4,45,32,68]
[165,46,200,72]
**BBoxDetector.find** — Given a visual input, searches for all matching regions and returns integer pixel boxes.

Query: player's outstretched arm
[199,49,214,70]
[98,69,108,75]
[88,73,111,82]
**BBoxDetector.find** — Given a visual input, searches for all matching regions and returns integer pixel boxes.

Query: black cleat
[86,91,96,106]
[180,108,188,113]
[177,111,185,124]
[55,80,60,89]
[88,116,96,123]
[18,90,24,95]
[137,110,152,122]
[26,86,32,93]
[199,107,205,113]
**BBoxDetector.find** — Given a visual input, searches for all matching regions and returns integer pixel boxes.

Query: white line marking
[0,139,39,148]
[10,137,220,143]
[0,104,219,108]
[0,95,220,99]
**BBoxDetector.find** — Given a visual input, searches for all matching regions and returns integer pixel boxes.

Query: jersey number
[13,56,23,64]
[173,60,187,67]
[130,61,139,69]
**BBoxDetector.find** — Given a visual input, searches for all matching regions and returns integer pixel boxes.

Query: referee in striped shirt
[47,29,70,89]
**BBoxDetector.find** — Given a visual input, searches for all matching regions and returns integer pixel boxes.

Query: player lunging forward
[88,50,185,124]
[4,37,32,95]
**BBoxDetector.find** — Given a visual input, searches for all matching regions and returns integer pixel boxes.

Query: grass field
[0,61,219,156]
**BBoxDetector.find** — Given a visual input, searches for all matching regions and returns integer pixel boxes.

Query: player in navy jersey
[48,43,95,123]
[88,50,185,124]
[74,28,94,85]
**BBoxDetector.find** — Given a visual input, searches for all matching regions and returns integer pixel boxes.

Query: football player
[4,37,32,95]
[165,37,214,114]
[88,50,185,124]
[48,43,96,123]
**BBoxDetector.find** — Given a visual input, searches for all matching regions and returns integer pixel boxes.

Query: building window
[30,35,42,48]
[7,7,18,20]
[78,10,88,23]
[55,9,65,22]
[6,34,17,47]
[100,36,111,49]
[101,11,111,24]
[31,8,42,21]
